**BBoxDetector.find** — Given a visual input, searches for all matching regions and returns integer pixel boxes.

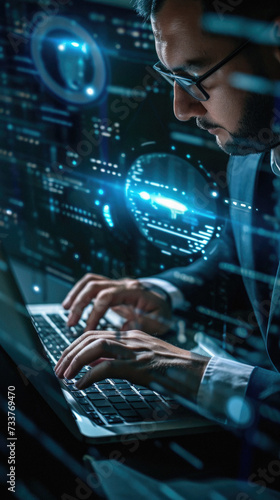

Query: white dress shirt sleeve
[197,356,254,423]
[138,279,254,424]
[138,277,185,310]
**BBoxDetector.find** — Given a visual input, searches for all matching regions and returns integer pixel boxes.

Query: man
[55,0,280,429]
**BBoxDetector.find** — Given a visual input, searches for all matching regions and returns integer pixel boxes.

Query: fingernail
[64,368,71,378]
[67,312,79,327]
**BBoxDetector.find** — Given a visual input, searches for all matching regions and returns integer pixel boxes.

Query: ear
[273,18,280,64]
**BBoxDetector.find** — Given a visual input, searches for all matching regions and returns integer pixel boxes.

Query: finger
[75,358,132,390]
[62,273,108,309]
[55,330,124,374]
[55,334,100,377]
[62,339,136,381]
[67,281,115,326]
[84,287,141,331]
[121,310,172,336]
[111,305,136,320]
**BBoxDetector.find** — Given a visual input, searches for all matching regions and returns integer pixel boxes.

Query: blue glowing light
[71,42,80,47]
[226,396,253,427]
[58,44,65,51]
[98,189,104,195]
[211,191,218,198]
[139,192,188,220]
[103,205,114,228]
[32,285,40,294]
[86,87,95,96]
[74,253,80,260]
[95,200,100,206]
[153,196,188,218]
[139,191,151,201]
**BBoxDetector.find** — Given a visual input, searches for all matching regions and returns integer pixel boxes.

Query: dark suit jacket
[154,153,280,439]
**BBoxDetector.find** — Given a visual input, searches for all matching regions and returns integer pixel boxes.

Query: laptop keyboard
[31,312,184,427]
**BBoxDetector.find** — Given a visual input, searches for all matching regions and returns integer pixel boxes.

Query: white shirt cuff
[197,357,254,424]
[139,278,185,310]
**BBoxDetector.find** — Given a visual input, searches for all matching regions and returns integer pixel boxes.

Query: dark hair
[134,0,165,20]
[134,0,280,22]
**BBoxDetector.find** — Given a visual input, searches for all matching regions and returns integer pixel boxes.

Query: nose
[173,82,206,122]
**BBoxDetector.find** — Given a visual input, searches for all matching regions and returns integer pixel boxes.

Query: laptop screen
[0,244,79,436]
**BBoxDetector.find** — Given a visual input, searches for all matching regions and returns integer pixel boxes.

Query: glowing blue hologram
[202,14,278,46]
[151,196,188,220]
[226,396,253,427]
[86,87,95,96]
[139,191,150,201]
[31,17,107,105]
[140,192,188,219]
[126,153,219,259]
[230,73,280,97]
[103,205,114,228]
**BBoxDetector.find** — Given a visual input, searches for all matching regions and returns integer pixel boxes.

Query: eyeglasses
[153,40,250,102]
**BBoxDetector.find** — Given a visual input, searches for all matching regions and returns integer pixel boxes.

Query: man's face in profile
[151,0,280,155]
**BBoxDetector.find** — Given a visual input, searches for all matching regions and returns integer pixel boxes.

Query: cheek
[207,85,247,131]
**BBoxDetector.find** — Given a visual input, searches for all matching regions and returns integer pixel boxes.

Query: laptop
[0,244,214,443]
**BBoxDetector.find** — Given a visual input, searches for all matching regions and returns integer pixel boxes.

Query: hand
[63,273,172,335]
[55,330,210,402]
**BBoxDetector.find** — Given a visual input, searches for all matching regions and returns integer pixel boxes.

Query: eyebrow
[171,58,209,73]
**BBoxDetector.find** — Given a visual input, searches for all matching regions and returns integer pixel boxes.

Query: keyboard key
[96,383,114,390]
[87,393,106,401]
[123,415,141,423]
[113,402,131,410]
[83,407,96,415]
[72,392,87,399]
[106,415,123,424]
[138,390,156,396]
[119,389,138,396]
[124,395,143,402]
[98,407,117,415]
[89,415,105,426]
[113,382,130,389]
[140,395,159,402]
[131,402,149,409]
[101,389,118,396]
[92,399,111,408]
[84,387,100,394]
[107,395,126,403]
[117,409,138,418]
[136,409,153,420]
[78,400,92,408]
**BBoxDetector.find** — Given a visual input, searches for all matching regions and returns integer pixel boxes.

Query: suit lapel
[266,257,280,371]
[229,154,265,336]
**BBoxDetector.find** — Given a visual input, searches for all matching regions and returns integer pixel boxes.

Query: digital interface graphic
[126,153,221,258]
[0,1,227,282]
[31,16,107,105]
